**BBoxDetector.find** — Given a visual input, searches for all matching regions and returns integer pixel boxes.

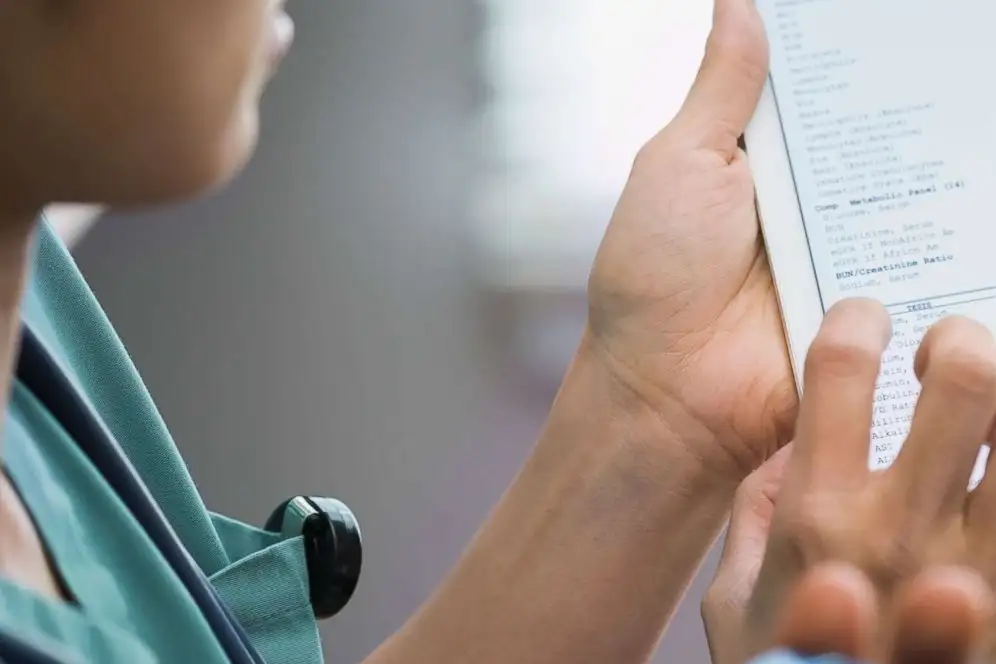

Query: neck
[0,214,41,454]
[0,211,68,604]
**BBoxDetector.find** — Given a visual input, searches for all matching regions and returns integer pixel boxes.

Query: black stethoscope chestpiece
[266,496,362,619]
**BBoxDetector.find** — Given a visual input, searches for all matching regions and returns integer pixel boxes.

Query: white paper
[760,0,996,484]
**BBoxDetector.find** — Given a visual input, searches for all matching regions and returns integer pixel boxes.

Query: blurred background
[56,2,716,662]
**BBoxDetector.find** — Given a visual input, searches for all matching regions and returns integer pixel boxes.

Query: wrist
[526,330,742,580]
[379,334,742,664]
[545,329,745,495]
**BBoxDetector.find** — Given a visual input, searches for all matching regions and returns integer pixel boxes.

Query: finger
[774,563,878,660]
[889,567,993,664]
[964,445,996,567]
[672,0,770,160]
[792,299,892,489]
[889,317,996,517]
[718,444,794,574]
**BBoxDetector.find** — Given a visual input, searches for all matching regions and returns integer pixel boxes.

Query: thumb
[703,445,793,664]
[672,0,769,159]
[717,443,793,580]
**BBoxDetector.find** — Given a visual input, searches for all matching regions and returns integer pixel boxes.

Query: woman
[0,0,992,662]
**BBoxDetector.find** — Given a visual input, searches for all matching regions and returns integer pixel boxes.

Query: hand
[705,454,995,664]
[763,564,993,664]
[585,0,795,478]
[738,299,996,661]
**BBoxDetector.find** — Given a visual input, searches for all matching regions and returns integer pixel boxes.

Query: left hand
[584,0,796,480]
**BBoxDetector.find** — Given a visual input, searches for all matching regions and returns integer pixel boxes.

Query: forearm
[365,335,740,664]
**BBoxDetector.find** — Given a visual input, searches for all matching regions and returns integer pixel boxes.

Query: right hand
[706,455,995,664]
[742,298,996,660]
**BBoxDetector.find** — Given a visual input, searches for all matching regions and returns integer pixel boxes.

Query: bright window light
[474,0,713,291]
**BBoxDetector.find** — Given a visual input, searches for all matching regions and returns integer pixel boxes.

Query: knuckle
[630,134,671,175]
[933,352,996,398]
[964,535,996,585]
[804,332,882,380]
[925,320,996,398]
[774,499,833,566]
[701,579,744,626]
[778,503,925,592]
[732,472,762,513]
[630,130,690,179]
[861,532,922,590]
[730,459,782,519]
[630,141,654,175]
[701,583,724,616]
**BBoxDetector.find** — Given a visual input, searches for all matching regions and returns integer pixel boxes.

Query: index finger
[888,317,996,518]
[791,299,893,490]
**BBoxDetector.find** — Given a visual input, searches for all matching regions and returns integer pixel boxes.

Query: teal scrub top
[0,220,325,664]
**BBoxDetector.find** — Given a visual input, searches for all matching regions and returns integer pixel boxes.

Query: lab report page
[760,0,995,478]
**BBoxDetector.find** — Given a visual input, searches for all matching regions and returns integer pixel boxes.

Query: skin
[0,0,284,604]
[365,1,795,660]
[3,0,994,660]
[0,0,275,208]
[704,300,996,664]
[587,0,796,477]
[4,0,956,662]
[773,564,992,664]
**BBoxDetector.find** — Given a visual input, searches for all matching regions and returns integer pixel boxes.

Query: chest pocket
[209,515,323,664]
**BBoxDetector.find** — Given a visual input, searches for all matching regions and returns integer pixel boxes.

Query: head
[0,0,292,211]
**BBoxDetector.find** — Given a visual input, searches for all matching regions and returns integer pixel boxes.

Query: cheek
[80,0,272,202]
[74,71,264,203]
[0,0,275,205]
[167,3,272,173]
[122,103,261,203]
